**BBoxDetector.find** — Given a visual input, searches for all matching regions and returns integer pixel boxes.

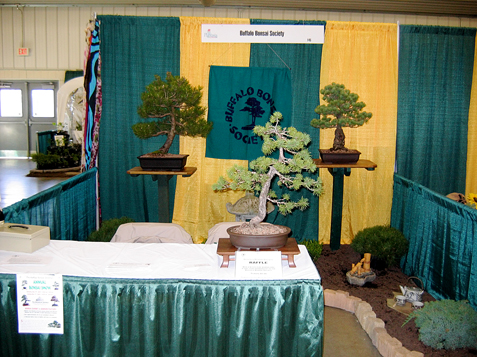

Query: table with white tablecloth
[0,240,323,357]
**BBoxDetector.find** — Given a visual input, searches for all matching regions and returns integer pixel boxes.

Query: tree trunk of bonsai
[249,167,277,226]
[157,119,176,154]
[332,125,347,151]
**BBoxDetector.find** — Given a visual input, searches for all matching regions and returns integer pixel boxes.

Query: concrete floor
[0,158,381,356]
[0,158,68,209]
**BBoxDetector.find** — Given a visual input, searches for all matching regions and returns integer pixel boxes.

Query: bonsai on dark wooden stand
[132,72,213,171]
[311,83,372,164]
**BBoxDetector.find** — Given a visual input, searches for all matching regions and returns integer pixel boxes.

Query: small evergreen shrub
[403,300,477,350]
[302,240,323,261]
[350,225,408,268]
[87,217,135,242]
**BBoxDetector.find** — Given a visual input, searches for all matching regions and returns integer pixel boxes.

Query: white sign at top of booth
[201,24,325,44]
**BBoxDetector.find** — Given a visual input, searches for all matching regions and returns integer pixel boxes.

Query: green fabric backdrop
[396,25,476,195]
[391,174,477,309]
[250,19,325,242]
[98,16,181,222]
[0,276,323,357]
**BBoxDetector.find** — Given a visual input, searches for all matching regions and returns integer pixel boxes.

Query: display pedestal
[314,159,377,250]
[127,166,196,222]
[217,238,300,268]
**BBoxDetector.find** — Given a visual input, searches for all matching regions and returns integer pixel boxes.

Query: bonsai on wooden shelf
[132,72,213,171]
[310,82,372,164]
[213,111,324,249]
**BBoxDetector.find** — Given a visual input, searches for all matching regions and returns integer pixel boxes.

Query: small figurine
[346,253,376,286]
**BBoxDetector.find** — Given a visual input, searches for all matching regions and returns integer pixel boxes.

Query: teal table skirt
[0,275,323,357]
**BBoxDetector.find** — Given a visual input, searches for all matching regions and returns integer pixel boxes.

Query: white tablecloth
[0,240,320,280]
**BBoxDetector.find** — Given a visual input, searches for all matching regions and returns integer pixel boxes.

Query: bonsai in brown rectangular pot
[310,83,372,164]
[132,73,213,171]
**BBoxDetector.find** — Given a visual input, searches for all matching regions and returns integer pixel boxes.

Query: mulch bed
[315,244,477,356]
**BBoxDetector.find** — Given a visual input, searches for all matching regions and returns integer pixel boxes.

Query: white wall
[1,5,477,83]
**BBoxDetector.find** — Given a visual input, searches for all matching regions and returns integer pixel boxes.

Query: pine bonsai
[213,112,323,231]
[132,73,213,155]
[311,83,372,152]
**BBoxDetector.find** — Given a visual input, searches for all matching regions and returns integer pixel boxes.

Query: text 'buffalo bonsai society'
[311,83,372,163]
[213,112,324,248]
[132,73,213,170]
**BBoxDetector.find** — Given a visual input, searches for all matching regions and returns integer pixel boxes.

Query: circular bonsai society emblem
[225,87,278,145]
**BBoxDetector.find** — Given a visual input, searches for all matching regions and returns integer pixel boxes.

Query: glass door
[28,82,58,157]
[0,81,58,157]
[0,81,28,157]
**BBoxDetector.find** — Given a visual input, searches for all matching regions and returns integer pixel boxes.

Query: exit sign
[18,48,29,56]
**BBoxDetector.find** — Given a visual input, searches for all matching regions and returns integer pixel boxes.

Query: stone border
[324,289,424,357]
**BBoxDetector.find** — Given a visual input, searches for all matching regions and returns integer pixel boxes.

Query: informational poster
[16,273,64,334]
[235,251,283,279]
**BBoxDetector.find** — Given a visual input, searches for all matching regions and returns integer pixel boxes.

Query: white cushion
[111,223,193,244]
[206,222,242,244]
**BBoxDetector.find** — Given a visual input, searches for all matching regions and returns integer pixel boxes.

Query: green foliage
[87,217,135,242]
[403,300,477,350]
[311,83,372,130]
[31,139,81,170]
[350,225,408,268]
[132,72,212,154]
[302,240,323,261]
[213,112,323,223]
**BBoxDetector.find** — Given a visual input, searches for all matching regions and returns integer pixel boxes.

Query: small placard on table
[216,238,300,268]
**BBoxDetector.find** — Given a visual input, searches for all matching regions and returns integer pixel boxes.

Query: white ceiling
[1,0,477,18]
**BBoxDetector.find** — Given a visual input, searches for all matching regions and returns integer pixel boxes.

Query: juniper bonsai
[213,112,323,228]
[132,73,213,155]
[311,83,372,152]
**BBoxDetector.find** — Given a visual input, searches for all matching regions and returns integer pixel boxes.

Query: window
[0,88,22,117]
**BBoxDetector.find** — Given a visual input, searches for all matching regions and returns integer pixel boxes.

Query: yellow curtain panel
[466,37,477,197]
[175,17,250,243]
[319,22,399,244]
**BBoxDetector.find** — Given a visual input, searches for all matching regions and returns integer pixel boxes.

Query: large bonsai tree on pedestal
[213,112,323,233]
[132,72,213,155]
[311,83,372,152]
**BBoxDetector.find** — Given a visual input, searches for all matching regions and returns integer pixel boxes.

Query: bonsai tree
[132,72,213,155]
[213,112,323,230]
[310,83,372,152]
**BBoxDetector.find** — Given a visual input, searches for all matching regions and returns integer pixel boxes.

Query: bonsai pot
[138,153,188,171]
[319,149,360,164]
[227,224,291,249]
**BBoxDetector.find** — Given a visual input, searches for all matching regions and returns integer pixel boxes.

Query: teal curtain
[98,16,180,222]
[0,276,323,357]
[64,70,83,83]
[391,174,477,309]
[2,169,97,241]
[250,20,325,242]
[396,25,476,195]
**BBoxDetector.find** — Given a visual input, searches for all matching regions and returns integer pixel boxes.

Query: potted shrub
[132,72,213,171]
[310,83,372,164]
[350,225,409,269]
[213,111,324,249]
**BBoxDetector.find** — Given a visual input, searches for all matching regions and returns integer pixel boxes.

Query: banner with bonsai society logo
[206,66,292,160]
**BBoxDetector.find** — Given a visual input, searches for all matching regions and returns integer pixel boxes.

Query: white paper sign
[235,251,283,279]
[16,273,63,334]
[202,24,324,44]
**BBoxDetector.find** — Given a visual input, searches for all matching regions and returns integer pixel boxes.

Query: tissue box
[0,223,50,253]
